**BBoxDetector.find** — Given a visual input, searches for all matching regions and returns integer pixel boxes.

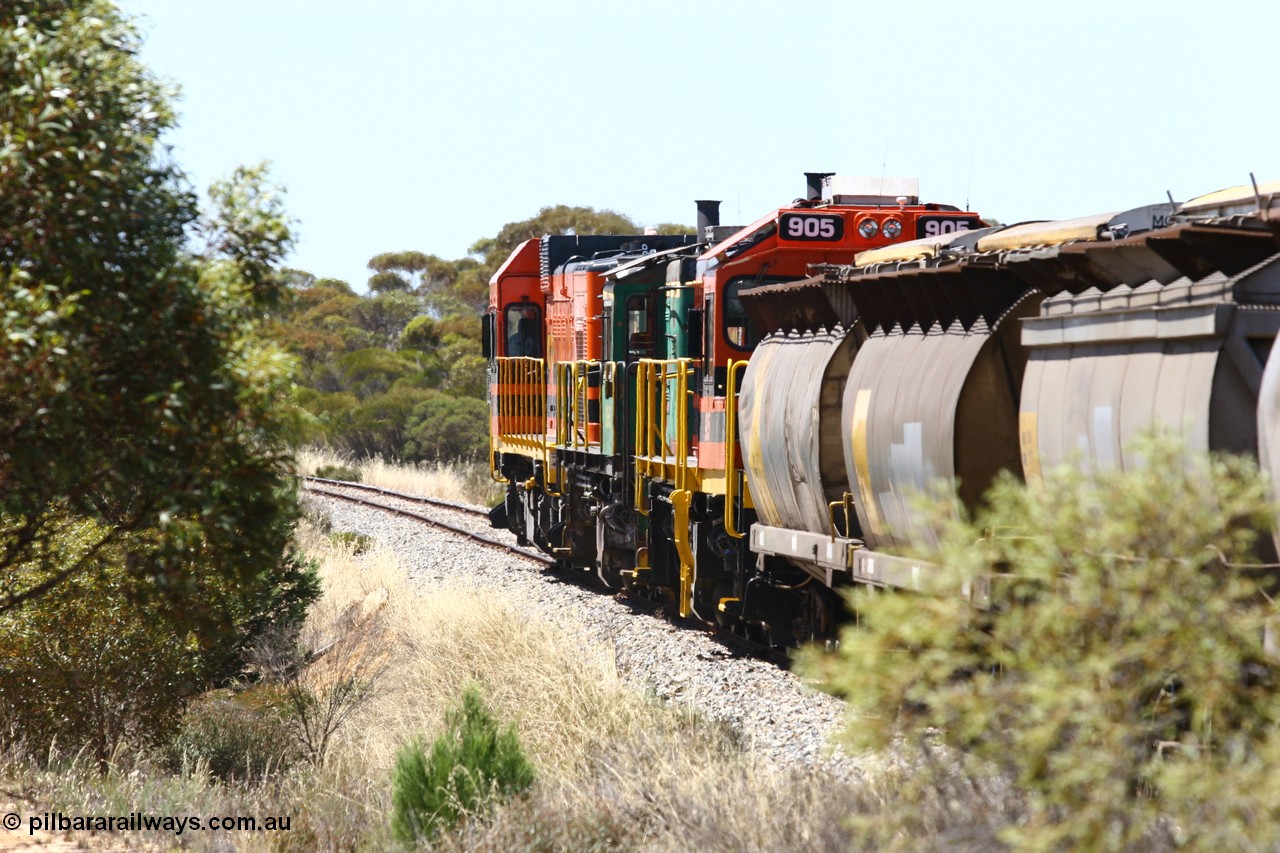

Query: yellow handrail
[629,357,700,616]
[544,362,561,497]
[574,363,588,449]
[724,359,747,538]
[634,359,648,512]
[828,494,854,541]
[633,359,694,483]
[551,359,607,455]
[489,360,507,483]
[494,356,545,453]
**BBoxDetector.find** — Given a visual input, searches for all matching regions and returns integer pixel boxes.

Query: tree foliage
[404,392,489,463]
[400,315,440,351]
[0,516,201,764]
[275,203,690,464]
[0,0,317,713]
[368,250,429,293]
[800,435,1280,851]
[3,2,247,612]
[352,290,422,349]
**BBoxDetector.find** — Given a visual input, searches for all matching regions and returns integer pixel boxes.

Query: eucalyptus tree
[0,1,313,640]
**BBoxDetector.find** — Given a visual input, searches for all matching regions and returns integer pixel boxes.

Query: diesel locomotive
[485,173,1280,644]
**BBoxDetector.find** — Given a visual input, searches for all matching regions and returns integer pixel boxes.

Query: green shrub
[162,689,297,782]
[329,531,374,554]
[391,686,535,845]
[202,483,323,684]
[314,464,362,482]
[800,434,1280,851]
[0,497,319,764]
[0,516,203,765]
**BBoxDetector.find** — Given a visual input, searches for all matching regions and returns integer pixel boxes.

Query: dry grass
[2,518,904,851]
[436,734,869,853]
[285,529,869,851]
[294,447,503,506]
[294,525,681,777]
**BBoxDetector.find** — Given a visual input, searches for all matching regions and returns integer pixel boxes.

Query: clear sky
[116,0,1278,292]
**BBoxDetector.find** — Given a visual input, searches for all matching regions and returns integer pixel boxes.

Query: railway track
[301,476,553,565]
[305,475,852,770]
[300,475,786,661]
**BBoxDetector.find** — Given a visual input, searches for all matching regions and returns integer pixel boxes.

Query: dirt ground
[0,796,150,852]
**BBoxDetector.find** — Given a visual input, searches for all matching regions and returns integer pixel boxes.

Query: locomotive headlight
[857,218,879,239]
[882,218,903,239]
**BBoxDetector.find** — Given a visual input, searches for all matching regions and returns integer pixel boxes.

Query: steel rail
[301,478,554,565]
[302,476,489,517]
[301,476,788,663]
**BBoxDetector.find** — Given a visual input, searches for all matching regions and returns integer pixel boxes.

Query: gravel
[305,487,862,778]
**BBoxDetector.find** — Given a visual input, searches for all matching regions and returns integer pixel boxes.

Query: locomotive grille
[539,238,551,293]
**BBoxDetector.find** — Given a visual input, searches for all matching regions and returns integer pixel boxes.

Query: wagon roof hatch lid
[1177,178,1280,220]
[988,219,1280,295]
[976,212,1120,253]
[737,275,854,334]
[853,225,1001,267]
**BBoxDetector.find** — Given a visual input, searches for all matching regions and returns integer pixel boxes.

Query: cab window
[722,280,759,350]
[504,303,542,357]
[625,294,654,358]
[723,276,800,351]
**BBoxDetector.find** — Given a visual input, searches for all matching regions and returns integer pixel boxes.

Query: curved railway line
[302,476,553,565]
[300,476,789,661]
[300,474,853,772]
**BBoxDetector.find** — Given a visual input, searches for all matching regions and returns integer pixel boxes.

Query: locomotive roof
[606,243,704,282]
[541,233,699,278]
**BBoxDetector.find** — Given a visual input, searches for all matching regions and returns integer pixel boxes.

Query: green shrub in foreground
[314,464,362,482]
[800,434,1280,851]
[391,686,535,845]
[162,690,297,782]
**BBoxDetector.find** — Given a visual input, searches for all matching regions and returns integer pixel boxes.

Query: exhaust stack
[695,200,721,242]
[805,172,834,201]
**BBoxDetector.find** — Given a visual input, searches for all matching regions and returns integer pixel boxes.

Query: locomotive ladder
[635,358,700,615]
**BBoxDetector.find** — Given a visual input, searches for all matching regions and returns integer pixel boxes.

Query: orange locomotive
[485,174,983,643]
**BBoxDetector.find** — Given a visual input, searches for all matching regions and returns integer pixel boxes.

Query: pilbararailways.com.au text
[6,811,291,836]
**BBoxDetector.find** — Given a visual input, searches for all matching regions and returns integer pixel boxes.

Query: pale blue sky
[117,0,1278,292]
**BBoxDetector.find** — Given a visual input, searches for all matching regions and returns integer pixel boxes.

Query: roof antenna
[965,139,975,212]
[879,139,890,201]
[1251,172,1264,210]
[1166,189,1177,208]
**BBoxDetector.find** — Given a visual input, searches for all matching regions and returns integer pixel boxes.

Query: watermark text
[4,811,292,836]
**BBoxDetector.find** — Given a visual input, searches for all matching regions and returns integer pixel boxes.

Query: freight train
[485,173,1280,645]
